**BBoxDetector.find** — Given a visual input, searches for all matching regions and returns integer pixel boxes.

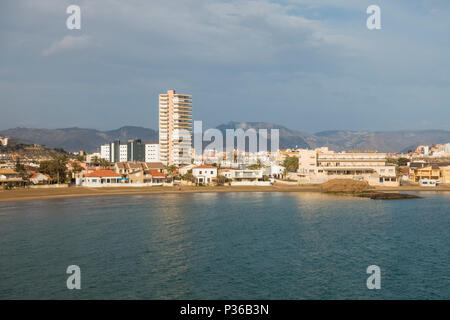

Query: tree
[15,159,27,180]
[39,154,69,184]
[397,157,409,166]
[183,169,196,183]
[165,165,178,175]
[72,162,83,173]
[282,156,299,172]
[216,175,227,186]
[248,159,262,170]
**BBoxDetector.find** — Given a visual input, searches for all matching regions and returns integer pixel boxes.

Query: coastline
[1,184,450,203]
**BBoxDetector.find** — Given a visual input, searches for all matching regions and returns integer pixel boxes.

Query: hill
[0,126,158,152]
[1,124,449,153]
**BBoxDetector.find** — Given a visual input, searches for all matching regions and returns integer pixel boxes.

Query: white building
[119,143,128,162]
[159,89,192,166]
[297,148,398,186]
[100,144,110,160]
[100,141,158,163]
[192,165,217,184]
[86,152,101,163]
[145,143,160,162]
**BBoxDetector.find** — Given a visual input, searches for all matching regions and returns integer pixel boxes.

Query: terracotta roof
[145,162,164,169]
[149,169,166,178]
[85,170,121,178]
[194,165,216,169]
[0,168,18,174]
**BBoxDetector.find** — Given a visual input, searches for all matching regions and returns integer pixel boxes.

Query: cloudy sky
[0,0,449,132]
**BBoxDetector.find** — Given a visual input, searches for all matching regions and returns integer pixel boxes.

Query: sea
[0,191,449,299]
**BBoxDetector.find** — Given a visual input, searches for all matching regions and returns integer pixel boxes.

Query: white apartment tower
[159,89,192,166]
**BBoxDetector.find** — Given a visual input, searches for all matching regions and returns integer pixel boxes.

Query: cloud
[42,35,93,56]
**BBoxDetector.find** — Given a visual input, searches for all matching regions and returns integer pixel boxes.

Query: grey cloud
[42,35,93,56]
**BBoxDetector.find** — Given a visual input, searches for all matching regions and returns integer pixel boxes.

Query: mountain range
[1,122,449,153]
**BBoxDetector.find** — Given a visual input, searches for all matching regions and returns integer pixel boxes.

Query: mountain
[1,123,449,153]
[215,121,311,150]
[309,130,450,153]
[0,126,158,152]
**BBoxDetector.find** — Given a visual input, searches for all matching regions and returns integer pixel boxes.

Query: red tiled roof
[0,168,18,174]
[149,169,166,178]
[85,170,121,178]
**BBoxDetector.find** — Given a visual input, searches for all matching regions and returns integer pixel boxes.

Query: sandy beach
[1,184,450,202]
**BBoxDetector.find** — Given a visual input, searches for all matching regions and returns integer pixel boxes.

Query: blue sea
[0,191,449,299]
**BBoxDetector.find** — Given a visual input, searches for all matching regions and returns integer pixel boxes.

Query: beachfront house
[29,172,51,184]
[81,170,122,186]
[192,165,217,184]
[0,168,23,186]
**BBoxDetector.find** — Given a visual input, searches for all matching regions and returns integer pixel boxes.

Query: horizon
[1,1,450,132]
[1,122,450,135]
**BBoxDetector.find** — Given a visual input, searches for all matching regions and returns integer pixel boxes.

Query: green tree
[282,156,299,172]
[397,157,409,166]
[15,159,27,180]
[39,154,69,184]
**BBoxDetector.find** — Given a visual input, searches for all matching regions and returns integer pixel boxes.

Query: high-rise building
[159,89,192,166]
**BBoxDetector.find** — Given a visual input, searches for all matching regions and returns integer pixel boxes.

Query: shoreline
[1,184,450,203]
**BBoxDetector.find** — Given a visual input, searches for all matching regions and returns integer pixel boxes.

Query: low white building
[81,170,122,186]
[192,165,217,184]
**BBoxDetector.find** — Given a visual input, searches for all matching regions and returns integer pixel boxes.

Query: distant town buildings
[100,140,159,163]
[159,89,192,166]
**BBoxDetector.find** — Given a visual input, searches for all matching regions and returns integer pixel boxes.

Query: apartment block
[100,140,147,163]
[297,148,398,186]
[159,89,192,166]
[145,143,160,162]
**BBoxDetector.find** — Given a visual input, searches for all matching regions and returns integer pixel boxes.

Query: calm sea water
[0,192,449,299]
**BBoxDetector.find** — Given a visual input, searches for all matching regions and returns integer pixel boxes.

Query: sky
[0,0,449,133]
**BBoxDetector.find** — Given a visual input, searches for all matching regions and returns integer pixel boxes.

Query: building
[86,152,102,163]
[145,143,160,162]
[441,166,450,184]
[408,162,450,184]
[81,170,122,186]
[297,148,398,186]
[100,140,147,163]
[114,162,164,175]
[0,168,23,186]
[159,89,192,166]
[30,173,51,184]
[192,165,217,184]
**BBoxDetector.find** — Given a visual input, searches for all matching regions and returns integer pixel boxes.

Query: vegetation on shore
[320,179,421,199]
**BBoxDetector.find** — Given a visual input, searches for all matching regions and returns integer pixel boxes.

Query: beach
[1,184,450,202]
